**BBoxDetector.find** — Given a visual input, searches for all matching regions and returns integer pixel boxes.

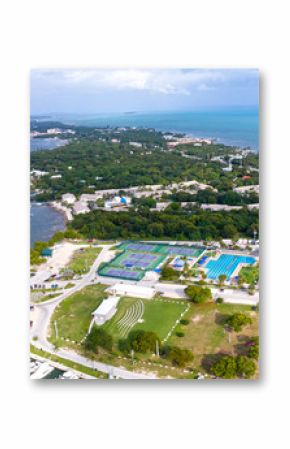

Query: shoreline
[49,201,72,223]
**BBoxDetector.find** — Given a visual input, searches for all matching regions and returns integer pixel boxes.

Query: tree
[236,355,256,378]
[185,284,212,304]
[161,345,193,367]
[218,274,227,286]
[161,265,178,281]
[127,330,160,353]
[84,326,113,353]
[211,355,237,379]
[226,313,252,332]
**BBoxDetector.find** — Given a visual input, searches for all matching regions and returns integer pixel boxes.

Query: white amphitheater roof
[92,296,120,317]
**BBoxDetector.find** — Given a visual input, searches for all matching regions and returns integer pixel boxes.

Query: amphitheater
[116,299,144,337]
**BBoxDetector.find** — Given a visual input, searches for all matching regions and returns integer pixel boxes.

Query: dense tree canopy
[69,207,258,241]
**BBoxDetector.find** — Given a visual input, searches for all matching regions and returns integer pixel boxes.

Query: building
[106,283,156,299]
[41,248,53,257]
[61,193,76,204]
[129,141,142,148]
[105,196,131,208]
[92,296,120,325]
[73,201,90,215]
[234,185,259,195]
[50,174,62,179]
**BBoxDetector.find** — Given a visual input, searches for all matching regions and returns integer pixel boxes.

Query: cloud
[31,68,258,96]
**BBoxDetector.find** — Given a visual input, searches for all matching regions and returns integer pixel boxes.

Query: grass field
[169,302,259,362]
[103,296,188,341]
[67,247,101,274]
[49,284,106,344]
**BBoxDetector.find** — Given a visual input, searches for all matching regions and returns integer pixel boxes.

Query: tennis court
[98,249,166,281]
[118,241,205,258]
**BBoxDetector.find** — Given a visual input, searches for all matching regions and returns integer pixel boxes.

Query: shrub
[216,297,224,304]
[176,331,185,337]
[161,345,193,367]
[180,319,189,325]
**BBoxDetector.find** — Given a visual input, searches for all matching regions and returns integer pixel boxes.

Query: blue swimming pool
[205,254,256,280]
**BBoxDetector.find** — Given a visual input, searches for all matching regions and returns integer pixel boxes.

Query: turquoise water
[205,254,256,280]
[49,107,259,150]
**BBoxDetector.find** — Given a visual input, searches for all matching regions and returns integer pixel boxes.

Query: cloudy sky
[30,68,259,114]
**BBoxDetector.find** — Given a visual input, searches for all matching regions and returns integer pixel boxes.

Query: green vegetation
[169,302,259,357]
[211,355,257,379]
[30,229,82,266]
[70,207,258,241]
[238,265,259,284]
[67,246,101,274]
[160,265,180,281]
[31,127,258,202]
[185,284,212,303]
[126,330,160,353]
[84,326,113,353]
[30,344,108,378]
[103,296,188,341]
[226,313,253,332]
[160,345,194,367]
[49,284,106,344]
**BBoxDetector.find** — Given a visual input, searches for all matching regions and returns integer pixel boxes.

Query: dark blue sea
[49,107,259,151]
[30,203,66,247]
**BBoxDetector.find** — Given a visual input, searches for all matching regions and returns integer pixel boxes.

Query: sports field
[98,241,205,281]
[118,241,205,258]
[103,296,189,342]
[98,249,166,280]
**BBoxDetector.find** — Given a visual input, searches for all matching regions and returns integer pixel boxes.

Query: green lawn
[103,296,188,341]
[67,247,101,274]
[49,284,106,344]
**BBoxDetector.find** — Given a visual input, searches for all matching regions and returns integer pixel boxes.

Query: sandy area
[38,242,83,273]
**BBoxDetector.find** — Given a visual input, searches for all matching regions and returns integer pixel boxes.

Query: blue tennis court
[205,254,256,280]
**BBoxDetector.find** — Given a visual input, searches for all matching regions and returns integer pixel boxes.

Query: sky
[30,68,259,115]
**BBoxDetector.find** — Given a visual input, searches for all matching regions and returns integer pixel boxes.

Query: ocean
[48,107,259,151]
[30,203,66,247]
[30,137,68,151]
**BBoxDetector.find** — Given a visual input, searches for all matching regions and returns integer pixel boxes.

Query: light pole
[156,340,159,357]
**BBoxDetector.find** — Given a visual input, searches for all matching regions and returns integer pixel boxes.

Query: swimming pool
[205,254,256,280]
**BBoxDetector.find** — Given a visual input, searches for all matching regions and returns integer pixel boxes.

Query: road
[31,246,157,379]
[31,244,258,379]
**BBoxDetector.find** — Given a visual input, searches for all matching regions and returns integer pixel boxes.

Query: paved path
[31,247,157,380]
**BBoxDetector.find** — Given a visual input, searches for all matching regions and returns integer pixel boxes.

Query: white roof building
[61,193,76,204]
[106,283,156,299]
[73,201,90,215]
[234,185,259,194]
[92,296,120,325]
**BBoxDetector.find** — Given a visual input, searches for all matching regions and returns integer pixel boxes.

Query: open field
[67,246,101,274]
[49,284,106,344]
[169,302,259,368]
[48,284,258,377]
[103,296,188,341]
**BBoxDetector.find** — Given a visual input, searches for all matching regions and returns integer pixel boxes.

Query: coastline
[49,201,72,223]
